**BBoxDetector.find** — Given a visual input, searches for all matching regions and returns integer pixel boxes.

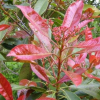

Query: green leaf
[30,87,46,92]
[68,35,79,43]
[70,83,100,99]
[62,90,81,100]
[0,30,7,42]
[19,63,32,81]
[3,4,17,9]
[83,4,100,16]
[0,54,5,60]
[0,95,5,100]
[34,0,49,15]
[11,84,27,90]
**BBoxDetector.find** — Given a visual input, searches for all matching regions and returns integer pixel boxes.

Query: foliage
[0,0,100,100]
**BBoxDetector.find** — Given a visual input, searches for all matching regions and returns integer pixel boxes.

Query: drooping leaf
[0,24,10,31]
[34,0,49,15]
[0,73,13,100]
[62,0,84,31]
[16,5,52,51]
[36,97,56,100]
[7,44,51,62]
[30,64,49,83]
[62,90,81,100]
[62,70,82,86]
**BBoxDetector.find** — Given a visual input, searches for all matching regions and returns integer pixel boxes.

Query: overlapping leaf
[0,24,10,31]
[36,97,56,100]
[0,73,13,100]
[62,70,82,86]
[7,44,51,62]
[76,37,100,53]
[16,5,51,51]
[30,64,49,82]
[62,0,84,31]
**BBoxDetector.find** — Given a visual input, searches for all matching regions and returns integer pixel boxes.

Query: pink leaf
[30,64,49,83]
[14,30,29,38]
[0,24,10,31]
[76,37,100,53]
[85,27,93,41]
[78,19,93,29]
[16,5,51,51]
[58,75,70,83]
[7,44,51,62]
[62,0,84,31]
[0,73,13,100]
[85,72,100,82]
[62,70,82,86]
[36,97,56,100]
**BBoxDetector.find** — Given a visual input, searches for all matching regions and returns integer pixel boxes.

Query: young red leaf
[19,79,37,87]
[62,70,82,86]
[62,0,84,31]
[36,97,56,100]
[0,24,10,31]
[17,95,25,100]
[76,37,100,53]
[16,5,51,51]
[14,30,29,38]
[30,64,49,83]
[7,44,51,62]
[0,73,13,100]
[85,72,100,82]
[78,19,93,29]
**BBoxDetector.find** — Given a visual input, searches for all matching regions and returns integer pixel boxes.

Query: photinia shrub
[0,0,100,100]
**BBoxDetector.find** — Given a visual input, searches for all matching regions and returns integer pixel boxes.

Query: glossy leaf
[62,0,84,31]
[62,90,81,100]
[62,70,82,86]
[7,44,51,62]
[0,24,10,31]
[0,73,13,100]
[16,5,51,51]
[34,0,49,15]
[36,97,56,100]
[30,64,49,83]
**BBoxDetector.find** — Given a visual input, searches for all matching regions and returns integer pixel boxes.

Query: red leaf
[36,97,56,100]
[78,19,93,29]
[30,64,49,82]
[0,24,10,31]
[58,75,70,83]
[85,72,100,82]
[76,37,100,53]
[62,70,82,86]
[14,30,29,38]
[16,5,51,51]
[19,79,37,87]
[85,27,93,41]
[17,95,25,100]
[7,44,51,62]
[0,73,13,100]
[62,0,84,31]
